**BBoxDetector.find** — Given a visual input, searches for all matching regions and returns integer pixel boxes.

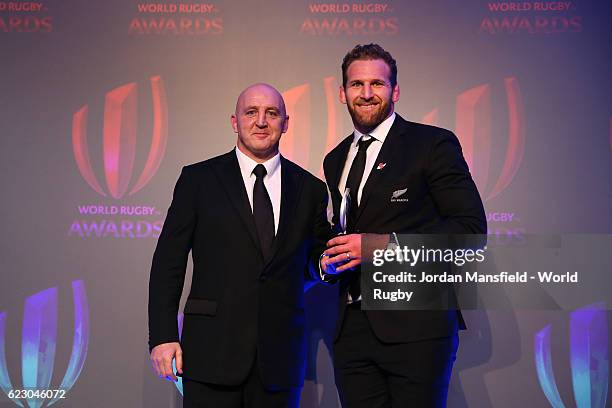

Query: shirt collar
[235,146,281,179]
[352,112,396,147]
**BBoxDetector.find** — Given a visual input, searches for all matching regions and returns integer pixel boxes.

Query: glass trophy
[339,188,350,234]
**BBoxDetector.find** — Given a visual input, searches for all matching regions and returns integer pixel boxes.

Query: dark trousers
[183,357,301,408]
[334,304,458,408]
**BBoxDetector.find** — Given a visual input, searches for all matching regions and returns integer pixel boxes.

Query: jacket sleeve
[417,130,487,235]
[306,180,335,283]
[148,166,197,351]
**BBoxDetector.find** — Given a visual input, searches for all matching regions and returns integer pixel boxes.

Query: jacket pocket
[184,298,217,316]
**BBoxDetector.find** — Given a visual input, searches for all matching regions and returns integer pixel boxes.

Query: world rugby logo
[72,76,168,199]
[423,77,526,202]
[0,281,90,407]
[534,302,608,407]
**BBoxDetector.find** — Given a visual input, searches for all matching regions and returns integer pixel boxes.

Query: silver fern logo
[391,188,409,202]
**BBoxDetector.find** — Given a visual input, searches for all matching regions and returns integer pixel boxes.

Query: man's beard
[347,97,393,133]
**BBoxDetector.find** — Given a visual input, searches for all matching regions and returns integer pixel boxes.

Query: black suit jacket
[323,114,486,342]
[148,150,331,390]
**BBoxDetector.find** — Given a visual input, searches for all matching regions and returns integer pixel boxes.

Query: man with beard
[149,83,331,407]
[320,44,486,407]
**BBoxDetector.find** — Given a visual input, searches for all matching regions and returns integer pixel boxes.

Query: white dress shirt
[235,147,281,234]
[337,113,396,204]
[335,113,396,301]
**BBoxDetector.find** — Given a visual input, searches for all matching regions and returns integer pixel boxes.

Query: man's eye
[245,110,257,116]
[351,83,362,88]
[267,111,280,118]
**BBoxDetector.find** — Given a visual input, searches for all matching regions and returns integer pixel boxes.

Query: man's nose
[256,110,268,127]
[361,84,373,99]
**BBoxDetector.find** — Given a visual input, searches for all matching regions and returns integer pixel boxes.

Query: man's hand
[323,233,392,274]
[320,253,342,276]
[324,234,363,273]
[150,342,182,382]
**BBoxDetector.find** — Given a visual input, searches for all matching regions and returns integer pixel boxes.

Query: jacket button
[259,275,267,282]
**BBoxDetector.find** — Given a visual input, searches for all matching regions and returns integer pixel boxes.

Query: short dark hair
[341,43,397,88]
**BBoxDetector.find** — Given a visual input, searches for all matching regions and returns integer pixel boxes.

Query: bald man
[148,84,332,407]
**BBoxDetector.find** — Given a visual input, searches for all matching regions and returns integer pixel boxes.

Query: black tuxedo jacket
[323,114,486,342]
[148,150,331,390]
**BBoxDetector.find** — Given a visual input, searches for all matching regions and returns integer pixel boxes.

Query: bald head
[235,83,286,117]
[231,83,289,163]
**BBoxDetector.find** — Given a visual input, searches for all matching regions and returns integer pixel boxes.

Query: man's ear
[281,115,289,133]
[392,84,400,103]
[339,86,347,104]
[231,114,238,133]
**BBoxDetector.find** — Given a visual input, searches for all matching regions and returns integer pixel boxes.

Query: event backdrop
[0,0,610,407]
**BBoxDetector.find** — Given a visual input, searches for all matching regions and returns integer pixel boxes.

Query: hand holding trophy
[321,189,362,275]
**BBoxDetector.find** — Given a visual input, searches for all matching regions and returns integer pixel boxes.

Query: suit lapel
[328,135,353,201]
[263,157,303,269]
[356,115,405,223]
[212,151,261,253]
